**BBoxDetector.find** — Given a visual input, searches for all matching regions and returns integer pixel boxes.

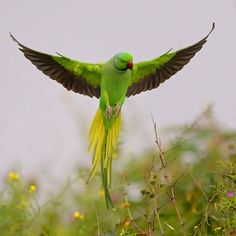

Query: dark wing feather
[11,34,101,98]
[127,23,215,97]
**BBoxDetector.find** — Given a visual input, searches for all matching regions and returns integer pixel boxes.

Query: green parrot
[11,23,214,209]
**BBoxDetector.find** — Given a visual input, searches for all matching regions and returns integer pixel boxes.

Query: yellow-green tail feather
[87,108,121,210]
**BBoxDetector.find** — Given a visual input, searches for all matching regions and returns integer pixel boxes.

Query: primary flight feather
[11,23,215,209]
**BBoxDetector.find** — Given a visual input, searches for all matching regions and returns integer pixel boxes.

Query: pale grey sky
[1,0,236,182]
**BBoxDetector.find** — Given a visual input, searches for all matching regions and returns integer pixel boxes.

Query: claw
[114,104,121,117]
[106,106,113,119]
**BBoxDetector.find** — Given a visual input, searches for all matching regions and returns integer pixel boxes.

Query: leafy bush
[1,108,236,235]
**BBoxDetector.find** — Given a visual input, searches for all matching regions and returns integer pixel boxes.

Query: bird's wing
[11,34,102,98]
[127,23,215,97]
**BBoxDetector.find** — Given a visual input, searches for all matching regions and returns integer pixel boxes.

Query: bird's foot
[106,106,113,119]
[114,104,121,117]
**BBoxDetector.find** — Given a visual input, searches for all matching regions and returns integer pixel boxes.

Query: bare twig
[156,210,165,236]
[152,118,186,236]
[171,173,185,188]
[123,174,146,235]
[94,208,102,236]
[188,171,208,201]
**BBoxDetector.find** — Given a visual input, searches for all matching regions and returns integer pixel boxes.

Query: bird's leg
[101,91,113,119]
[106,105,113,119]
[113,96,125,117]
[114,104,121,117]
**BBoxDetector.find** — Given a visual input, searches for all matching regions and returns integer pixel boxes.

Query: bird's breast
[101,64,131,105]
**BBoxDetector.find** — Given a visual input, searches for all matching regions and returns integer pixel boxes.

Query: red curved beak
[127,61,133,70]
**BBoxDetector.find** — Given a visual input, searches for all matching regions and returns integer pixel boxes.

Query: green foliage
[1,109,236,235]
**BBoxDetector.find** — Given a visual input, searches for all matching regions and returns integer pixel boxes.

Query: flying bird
[11,23,215,209]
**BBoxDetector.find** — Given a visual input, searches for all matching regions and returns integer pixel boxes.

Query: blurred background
[0,0,236,184]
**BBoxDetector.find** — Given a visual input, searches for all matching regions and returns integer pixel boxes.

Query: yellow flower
[124,219,132,227]
[214,227,221,232]
[98,190,105,197]
[29,184,37,193]
[186,192,192,202]
[121,218,132,228]
[8,171,20,182]
[73,211,84,220]
[120,202,130,209]
[191,206,197,213]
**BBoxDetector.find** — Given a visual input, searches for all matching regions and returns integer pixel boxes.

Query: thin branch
[156,210,165,236]
[171,173,185,188]
[123,174,146,235]
[152,118,186,236]
[94,208,102,236]
[188,171,208,201]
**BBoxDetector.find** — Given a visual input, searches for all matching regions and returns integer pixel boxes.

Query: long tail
[87,108,121,210]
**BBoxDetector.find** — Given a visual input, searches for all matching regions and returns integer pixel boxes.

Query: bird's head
[113,52,133,71]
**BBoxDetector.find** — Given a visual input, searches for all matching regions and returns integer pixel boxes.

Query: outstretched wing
[11,34,102,98]
[127,23,215,97]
